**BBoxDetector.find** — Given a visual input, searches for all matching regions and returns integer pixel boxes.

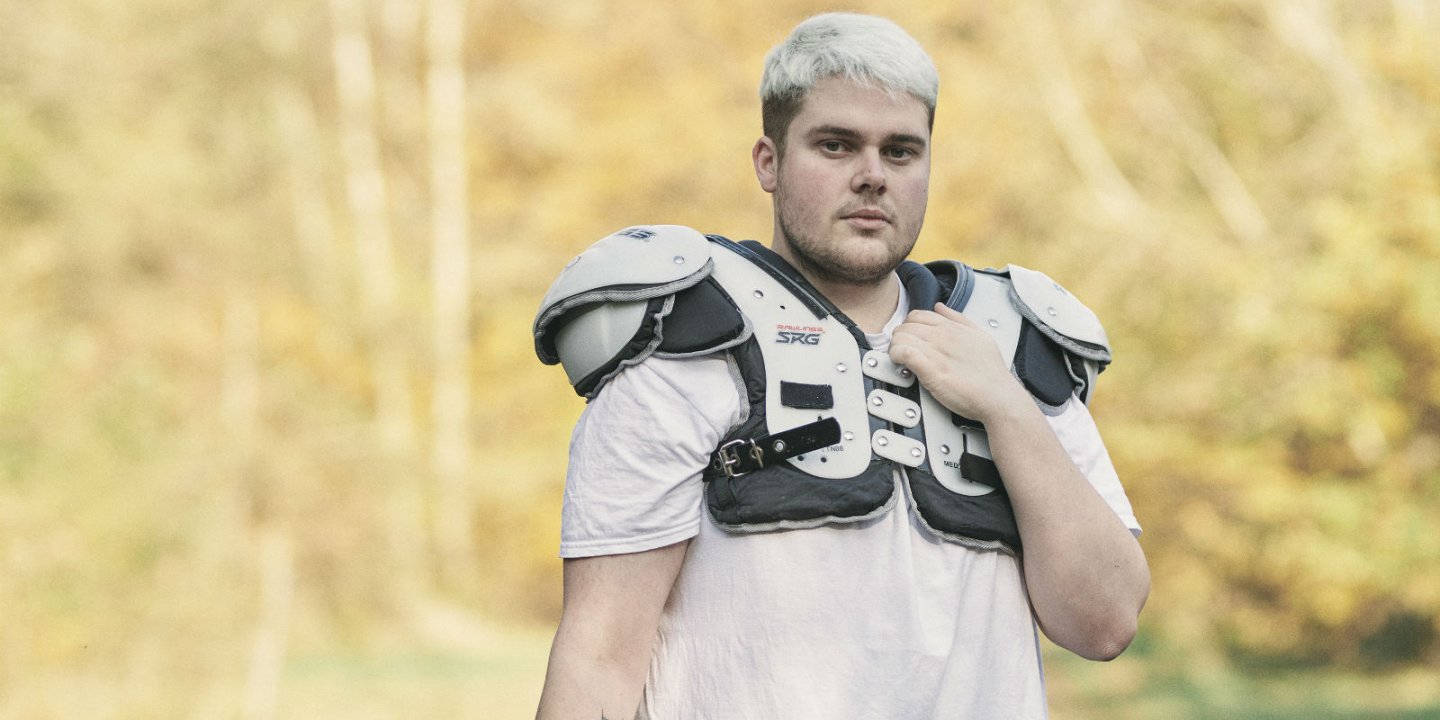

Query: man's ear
[753,136,779,194]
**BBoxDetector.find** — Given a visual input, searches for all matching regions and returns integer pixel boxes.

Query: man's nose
[851,149,887,194]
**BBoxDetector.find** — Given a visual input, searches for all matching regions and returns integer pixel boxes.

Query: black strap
[960,452,1003,489]
[710,417,841,478]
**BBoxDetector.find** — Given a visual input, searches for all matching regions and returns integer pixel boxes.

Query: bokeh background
[3,0,1439,717]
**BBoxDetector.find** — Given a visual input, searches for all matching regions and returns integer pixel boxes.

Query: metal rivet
[843,431,855,441]
[876,436,890,447]
[673,255,685,264]
[753,289,764,298]
[836,363,847,373]
[940,444,951,455]
[871,396,884,406]
[899,368,912,377]
[773,440,787,453]
[904,409,917,419]
[866,357,879,367]
[987,319,1000,328]
[797,454,805,461]
[1047,306,1058,316]
[910,447,922,458]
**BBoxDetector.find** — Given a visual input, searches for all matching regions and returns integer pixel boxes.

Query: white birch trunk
[271,84,342,309]
[329,0,428,606]
[221,298,294,720]
[427,0,475,592]
[329,0,414,454]
[1019,0,1149,229]
[240,524,294,720]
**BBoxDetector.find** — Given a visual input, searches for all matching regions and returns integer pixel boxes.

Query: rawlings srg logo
[776,331,821,345]
[775,323,824,345]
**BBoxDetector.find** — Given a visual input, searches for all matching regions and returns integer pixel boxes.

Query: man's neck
[812,273,901,335]
[770,243,902,334]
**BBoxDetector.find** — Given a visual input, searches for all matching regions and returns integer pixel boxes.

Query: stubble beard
[776,205,917,287]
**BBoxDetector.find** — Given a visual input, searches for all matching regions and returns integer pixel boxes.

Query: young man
[533,13,1148,719]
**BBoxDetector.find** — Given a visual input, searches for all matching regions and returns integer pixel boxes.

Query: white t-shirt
[561,291,1140,719]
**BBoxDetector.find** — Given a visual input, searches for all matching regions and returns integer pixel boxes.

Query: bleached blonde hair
[760,13,939,153]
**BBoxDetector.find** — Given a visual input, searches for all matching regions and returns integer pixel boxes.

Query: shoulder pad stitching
[534,258,714,364]
[1007,290,1112,364]
[574,296,674,399]
[1000,265,1111,362]
[534,225,713,354]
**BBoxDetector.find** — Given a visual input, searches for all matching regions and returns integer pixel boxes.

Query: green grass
[5,617,1434,719]
[1044,645,1440,720]
[278,624,551,720]
[269,625,1440,720]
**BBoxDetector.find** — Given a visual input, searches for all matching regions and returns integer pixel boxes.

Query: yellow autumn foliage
[2,0,1438,716]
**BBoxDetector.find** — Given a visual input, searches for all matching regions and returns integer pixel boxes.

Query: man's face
[754,76,932,286]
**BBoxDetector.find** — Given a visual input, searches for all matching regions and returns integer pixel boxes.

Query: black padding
[1014,321,1073,406]
[706,453,897,527]
[779,381,834,410]
[906,466,1020,551]
[896,260,942,311]
[657,277,746,354]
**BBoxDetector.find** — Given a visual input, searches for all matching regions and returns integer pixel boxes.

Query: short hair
[760,13,939,155]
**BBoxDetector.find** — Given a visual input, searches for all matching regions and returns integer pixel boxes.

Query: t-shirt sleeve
[1045,398,1142,536]
[559,354,745,558]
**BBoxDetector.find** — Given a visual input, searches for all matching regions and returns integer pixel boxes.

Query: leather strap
[710,417,841,478]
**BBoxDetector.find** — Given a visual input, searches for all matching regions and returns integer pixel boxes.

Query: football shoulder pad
[533,225,750,398]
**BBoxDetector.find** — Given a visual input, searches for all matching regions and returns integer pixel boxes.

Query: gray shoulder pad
[1003,264,1112,365]
[534,225,746,398]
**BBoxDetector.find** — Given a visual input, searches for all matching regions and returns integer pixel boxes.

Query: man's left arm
[890,304,1150,661]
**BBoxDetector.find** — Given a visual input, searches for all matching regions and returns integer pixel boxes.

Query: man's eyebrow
[807,125,864,140]
[807,125,927,148]
[887,132,928,148]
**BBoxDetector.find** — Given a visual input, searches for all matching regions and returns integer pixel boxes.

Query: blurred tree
[1,0,1438,716]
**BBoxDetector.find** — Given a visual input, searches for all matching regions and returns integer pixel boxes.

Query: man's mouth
[842,208,891,229]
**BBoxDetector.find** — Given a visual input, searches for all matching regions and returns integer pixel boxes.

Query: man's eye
[887,147,915,160]
[821,141,846,153]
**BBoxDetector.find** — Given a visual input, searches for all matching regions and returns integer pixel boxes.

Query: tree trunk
[329,0,414,454]
[427,0,475,593]
[329,0,428,606]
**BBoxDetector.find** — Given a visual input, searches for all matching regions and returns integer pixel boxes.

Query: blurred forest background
[2,0,1439,717]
